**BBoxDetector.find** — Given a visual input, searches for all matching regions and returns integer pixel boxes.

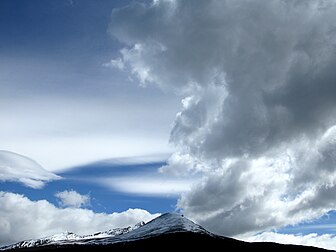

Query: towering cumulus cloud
[109,0,336,235]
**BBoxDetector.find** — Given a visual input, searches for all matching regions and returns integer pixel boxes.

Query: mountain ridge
[1,213,332,251]
[1,221,146,250]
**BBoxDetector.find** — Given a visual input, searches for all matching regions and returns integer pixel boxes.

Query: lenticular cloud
[0,150,60,188]
[109,0,336,235]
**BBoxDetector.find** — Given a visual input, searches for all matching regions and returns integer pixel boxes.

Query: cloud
[0,94,178,172]
[103,58,125,70]
[0,150,60,188]
[109,0,336,238]
[0,191,159,246]
[242,232,336,251]
[55,190,90,208]
[100,175,195,197]
[99,153,171,166]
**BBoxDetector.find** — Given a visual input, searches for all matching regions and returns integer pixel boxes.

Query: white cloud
[100,175,195,197]
[4,136,172,173]
[242,232,336,251]
[0,191,159,246]
[0,96,178,172]
[55,190,90,208]
[0,150,60,189]
[109,0,336,240]
[103,57,125,70]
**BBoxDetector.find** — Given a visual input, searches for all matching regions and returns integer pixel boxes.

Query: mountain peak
[1,213,206,250]
[111,212,207,242]
[147,212,203,232]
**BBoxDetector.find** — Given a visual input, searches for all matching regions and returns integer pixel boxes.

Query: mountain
[0,213,332,251]
[1,221,146,250]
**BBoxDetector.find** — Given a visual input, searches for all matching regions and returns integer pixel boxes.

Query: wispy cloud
[0,64,178,172]
[0,96,176,172]
[99,175,196,197]
[103,58,125,70]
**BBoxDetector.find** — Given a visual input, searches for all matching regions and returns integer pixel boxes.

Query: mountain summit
[114,212,207,239]
[1,213,331,251]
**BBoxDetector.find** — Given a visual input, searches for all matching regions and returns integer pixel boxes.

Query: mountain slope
[1,213,332,251]
[90,212,208,243]
[1,221,145,250]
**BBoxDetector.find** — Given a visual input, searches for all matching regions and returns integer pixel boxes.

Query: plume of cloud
[0,150,60,188]
[100,175,194,197]
[109,0,336,236]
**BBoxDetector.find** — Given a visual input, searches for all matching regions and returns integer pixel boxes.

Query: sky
[1,0,336,250]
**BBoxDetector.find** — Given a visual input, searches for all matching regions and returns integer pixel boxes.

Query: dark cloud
[109,0,336,235]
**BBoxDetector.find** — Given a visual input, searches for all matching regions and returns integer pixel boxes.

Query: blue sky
[1,0,336,250]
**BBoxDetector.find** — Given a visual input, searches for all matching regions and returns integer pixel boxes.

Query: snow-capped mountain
[1,221,145,250]
[96,212,208,242]
[1,213,330,251]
